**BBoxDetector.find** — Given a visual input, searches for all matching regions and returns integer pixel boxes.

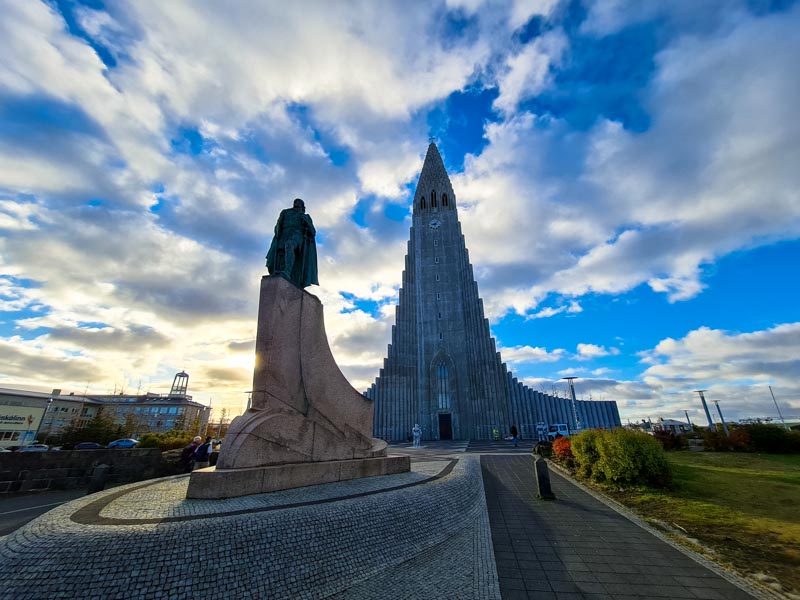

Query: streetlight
[769,386,790,431]
[694,390,715,430]
[713,400,729,437]
[32,397,54,446]
[561,377,581,433]
[684,410,694,432]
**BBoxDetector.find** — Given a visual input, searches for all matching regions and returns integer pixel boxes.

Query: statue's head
[293,198,305,212]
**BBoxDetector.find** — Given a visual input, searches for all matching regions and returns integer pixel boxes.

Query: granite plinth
[186,455,411,499]
[213,276,389,471]
[192,276,408,499]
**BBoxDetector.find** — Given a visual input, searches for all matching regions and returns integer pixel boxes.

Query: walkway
[481,455,758,600]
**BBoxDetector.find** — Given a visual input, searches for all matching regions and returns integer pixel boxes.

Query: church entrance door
[438,413,452,440]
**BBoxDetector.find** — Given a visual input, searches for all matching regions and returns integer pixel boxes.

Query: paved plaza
[0,444,772,599]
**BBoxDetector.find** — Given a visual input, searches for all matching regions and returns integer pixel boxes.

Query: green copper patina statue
[266,198,319,288]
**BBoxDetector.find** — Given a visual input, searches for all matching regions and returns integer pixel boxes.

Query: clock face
[429,218,442,230]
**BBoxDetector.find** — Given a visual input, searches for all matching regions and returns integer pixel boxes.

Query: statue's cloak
[266,209,319,288]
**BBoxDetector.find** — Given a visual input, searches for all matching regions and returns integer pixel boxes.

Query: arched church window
[437,361,450,410]
[420,196,426,209]
[431,191,437,208]
[442,193,448,206]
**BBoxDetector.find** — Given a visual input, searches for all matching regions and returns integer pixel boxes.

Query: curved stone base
[216,406,388,470]
[186,455,410,499]
[0,457,500,600]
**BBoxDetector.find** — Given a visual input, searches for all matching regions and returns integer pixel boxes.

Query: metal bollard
[534,456,556,500]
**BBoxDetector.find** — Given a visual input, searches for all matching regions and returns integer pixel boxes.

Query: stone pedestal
[188,276,408,499]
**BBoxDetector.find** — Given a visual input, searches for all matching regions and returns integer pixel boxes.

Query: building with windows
[0,388,99,448]
[366,143,621,441]
[0,372,211,446]
[86,392,210,435]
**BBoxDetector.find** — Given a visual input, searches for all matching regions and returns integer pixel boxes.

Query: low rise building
[0,373,211,446]
[0,388,99,448]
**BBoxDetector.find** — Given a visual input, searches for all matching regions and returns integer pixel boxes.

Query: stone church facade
[366,143,621,441]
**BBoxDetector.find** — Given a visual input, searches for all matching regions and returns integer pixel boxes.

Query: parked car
[546,424,570,441]
[20,444,50,452]
[74,441,107,450]
[108,438,139,449]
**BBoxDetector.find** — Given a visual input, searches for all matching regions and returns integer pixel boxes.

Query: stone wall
[0,449,165,493]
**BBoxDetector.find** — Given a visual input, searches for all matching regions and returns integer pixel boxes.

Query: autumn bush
[596,428,672,486]
[571,428,671,487]
[570,429,604,480]
[744,424,793,453]
[728,428,751,451]
[552,436,573,462]
[653,430,687,451]
[702,429,731,452]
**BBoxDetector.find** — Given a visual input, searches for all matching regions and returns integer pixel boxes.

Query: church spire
[414,142,455,214]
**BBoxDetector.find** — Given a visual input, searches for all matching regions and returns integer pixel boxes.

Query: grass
[603,451,800,596]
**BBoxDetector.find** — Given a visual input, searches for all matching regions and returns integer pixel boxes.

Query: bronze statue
[266,198,319,288]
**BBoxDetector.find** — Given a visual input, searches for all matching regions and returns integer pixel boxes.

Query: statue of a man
[266,198,319,288]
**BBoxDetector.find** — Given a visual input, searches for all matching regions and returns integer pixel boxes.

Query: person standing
[193,436,213,470]
[180,436,201,473]
[510,425,519,448]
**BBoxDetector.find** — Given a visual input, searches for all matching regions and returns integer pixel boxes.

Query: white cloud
[493,29,568,114]
[509,0,562,29]
[457,5,800,316]
[0,0,799,421]
[500,344,566,363]
[576,343,620,359]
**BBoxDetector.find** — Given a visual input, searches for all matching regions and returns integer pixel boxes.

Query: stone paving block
[0,456,500,600]
[481,456,761,600]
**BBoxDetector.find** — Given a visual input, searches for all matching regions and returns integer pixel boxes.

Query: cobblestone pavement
[0,456,500,600]
[481,455,763,600]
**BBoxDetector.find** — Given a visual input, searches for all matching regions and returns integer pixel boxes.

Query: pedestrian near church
[180,436,202,473]
[194,436,213,470]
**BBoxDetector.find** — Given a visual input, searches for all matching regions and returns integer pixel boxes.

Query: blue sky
[0,0,798,424]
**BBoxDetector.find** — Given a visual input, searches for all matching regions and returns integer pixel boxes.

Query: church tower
[367,143,620,441]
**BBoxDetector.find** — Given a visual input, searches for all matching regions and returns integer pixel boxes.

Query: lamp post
[694,390,715,430]
[32,397,54,446]
[768,386,790,431]
[561,377,581,433]
[713,400,729,437]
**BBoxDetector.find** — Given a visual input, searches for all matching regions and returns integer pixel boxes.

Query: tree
[57,410,119,446]
[121,413,143,438]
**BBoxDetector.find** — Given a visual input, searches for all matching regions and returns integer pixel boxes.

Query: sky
[0,0,798,426]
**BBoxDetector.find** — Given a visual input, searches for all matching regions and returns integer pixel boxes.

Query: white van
[546,424,570,440]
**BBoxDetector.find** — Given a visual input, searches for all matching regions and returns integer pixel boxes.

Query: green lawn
[606,452,800,596]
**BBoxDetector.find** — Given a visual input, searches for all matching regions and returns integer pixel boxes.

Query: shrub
[571,429,605,480]
[789,431,800,453]
[533,441,552,458]
[728,428,752,451]
[744,424,792,453]
[595,428,672,487]
[138,431,195,451]
[552,436,573,462]
[703,430,731,452]
[653,431,687,451]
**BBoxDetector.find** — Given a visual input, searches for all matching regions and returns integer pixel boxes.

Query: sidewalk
[481,455,759,600]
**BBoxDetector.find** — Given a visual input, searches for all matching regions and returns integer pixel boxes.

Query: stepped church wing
[366,143,621,441]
